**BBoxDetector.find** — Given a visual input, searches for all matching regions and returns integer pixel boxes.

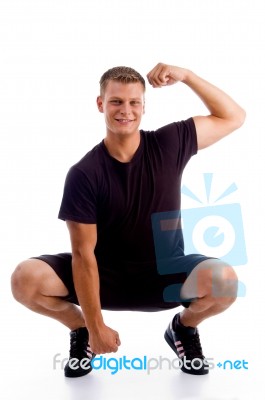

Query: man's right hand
[89,324,121,354]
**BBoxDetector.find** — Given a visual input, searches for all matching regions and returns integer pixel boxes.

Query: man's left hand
[147,63,187,88]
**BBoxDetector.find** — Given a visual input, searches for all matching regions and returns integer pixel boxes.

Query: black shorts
[31,253,213,312]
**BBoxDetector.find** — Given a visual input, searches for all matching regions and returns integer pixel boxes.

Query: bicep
[66,221,97,256]
[193,115,239,150]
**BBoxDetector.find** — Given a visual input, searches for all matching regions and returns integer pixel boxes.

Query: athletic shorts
[31,252,213,312]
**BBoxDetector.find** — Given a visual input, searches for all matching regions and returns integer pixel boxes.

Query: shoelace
[180,331,204,360]
[69,332,93,360]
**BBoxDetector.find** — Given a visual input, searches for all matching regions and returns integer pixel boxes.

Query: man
[11,63,245,377]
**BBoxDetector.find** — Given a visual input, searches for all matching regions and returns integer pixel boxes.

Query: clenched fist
[147,63,188,88]
[89,324,121,355]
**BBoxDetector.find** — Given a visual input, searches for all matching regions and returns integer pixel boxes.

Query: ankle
[69,324,86,332]
[67,311,86,331]
[178,312,197,329]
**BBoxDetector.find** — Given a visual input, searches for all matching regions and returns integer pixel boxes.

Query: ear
[97,96,104,113]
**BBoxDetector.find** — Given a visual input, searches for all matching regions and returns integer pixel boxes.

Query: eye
[131,101,141,106]
[110,100,122,105]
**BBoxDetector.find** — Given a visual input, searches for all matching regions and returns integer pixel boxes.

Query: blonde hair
[99,66,145,96]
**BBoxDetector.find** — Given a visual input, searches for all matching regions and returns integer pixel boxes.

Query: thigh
[31,253,76,301]
[13,257,70,297]
[31,253,129,307]
[144,254,216,309]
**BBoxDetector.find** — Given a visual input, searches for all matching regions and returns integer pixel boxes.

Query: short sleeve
[58,166,97,224]
[153,117,198,171]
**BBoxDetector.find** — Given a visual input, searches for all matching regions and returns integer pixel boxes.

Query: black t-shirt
[58,118,197,273]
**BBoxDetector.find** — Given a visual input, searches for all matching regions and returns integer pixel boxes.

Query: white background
[1,0,264,399]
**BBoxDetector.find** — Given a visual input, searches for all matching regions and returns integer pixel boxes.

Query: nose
[120,102,131,115]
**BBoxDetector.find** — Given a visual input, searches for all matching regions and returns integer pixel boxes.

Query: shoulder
[141,118,196,137]
[63,142,105,189]
[141,118,196,149]
[74,142,104,172]
[155,118,196,135]
[65,142,107,183]
[140,118,197,164]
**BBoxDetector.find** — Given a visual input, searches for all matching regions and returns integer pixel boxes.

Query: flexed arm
[147,63,246,149]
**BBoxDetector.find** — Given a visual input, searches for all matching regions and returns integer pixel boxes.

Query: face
[97,80,145,138]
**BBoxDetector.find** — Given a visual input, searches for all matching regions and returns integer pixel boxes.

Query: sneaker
[64,327,96,378]
[164,313,209,375]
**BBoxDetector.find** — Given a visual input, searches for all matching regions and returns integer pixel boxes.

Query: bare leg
[179,259,238,328]
[11,259,85,331]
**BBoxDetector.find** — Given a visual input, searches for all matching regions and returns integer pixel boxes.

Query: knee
[211,263,238,306]
[11,260,38,305]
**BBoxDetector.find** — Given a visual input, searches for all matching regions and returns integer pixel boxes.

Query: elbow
[233,107,246,130]
[71,247,96,268]
[238,107,247,127]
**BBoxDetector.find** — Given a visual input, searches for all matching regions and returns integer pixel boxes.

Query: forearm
[182,69,246,125]
[72,252,104,332]
[66,221,120,354]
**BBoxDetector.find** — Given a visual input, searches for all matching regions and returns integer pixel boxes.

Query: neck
[104,131,141,163]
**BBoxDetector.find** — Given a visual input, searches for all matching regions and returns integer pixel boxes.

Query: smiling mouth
[115,119,135,123]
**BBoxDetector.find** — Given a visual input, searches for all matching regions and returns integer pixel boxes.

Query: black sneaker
[164,313,209,375]
[64,327,96,378]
